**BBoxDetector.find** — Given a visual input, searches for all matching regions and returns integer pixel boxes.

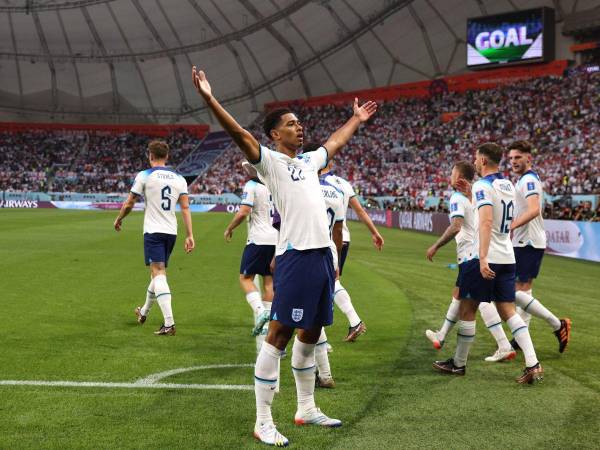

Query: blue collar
[519,169,539,181]
[147,166,178,174]
[482,172,504,182]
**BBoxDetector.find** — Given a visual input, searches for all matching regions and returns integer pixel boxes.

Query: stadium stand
[191,70,599,208]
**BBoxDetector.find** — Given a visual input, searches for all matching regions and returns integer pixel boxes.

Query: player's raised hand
[192,66,212,100]
[184,236,195,253]
[353,97,378,122]
[455,178,472,199]
[372,232,384,251]
[426,244,437,262]
[224,228,233,242]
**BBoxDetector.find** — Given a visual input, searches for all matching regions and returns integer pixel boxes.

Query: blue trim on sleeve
[130,190,142,196]
[477,202,493,209]
[335,219,344,223]
[241,202,254,207]
[524,192,539,198]
[449,214,464,219]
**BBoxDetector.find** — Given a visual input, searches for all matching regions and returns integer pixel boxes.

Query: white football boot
[294,408,342,427]
[425,329,443,350]
[484,348,517,362]
[253,422,289,447]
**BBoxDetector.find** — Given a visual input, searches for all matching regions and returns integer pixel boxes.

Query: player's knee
[266,321,293,350]
[150,263,166,278]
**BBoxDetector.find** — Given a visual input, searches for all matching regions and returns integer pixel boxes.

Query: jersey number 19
[500,200,514,234]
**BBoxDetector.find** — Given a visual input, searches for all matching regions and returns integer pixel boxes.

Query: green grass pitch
[1,210,599,449]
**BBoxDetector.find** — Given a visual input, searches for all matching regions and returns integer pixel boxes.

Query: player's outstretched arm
[178,194,195,253]
[349,196,384,250]
[224,205,251,242]
[191,66,260,162]
[114,193,138,231]
[324,97,377,159]
[426,217,463,261]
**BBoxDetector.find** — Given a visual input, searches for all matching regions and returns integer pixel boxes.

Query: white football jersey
[131,166,188,235]
[324,174,356,242]
[472,173,516,264]
[320,179,346,271]
[241,179,278,246]
[512,170,547,249]
[253,145,330,256]
[448,191,478,263]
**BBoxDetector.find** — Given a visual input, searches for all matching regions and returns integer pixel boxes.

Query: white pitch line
[135,363,255,385]
[0,380,253,391]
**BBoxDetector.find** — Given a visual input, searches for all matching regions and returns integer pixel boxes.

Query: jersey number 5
[161,186,172,211]
[500,200,514,234]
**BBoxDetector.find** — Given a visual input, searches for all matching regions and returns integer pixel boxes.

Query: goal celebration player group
[113,66,572,447]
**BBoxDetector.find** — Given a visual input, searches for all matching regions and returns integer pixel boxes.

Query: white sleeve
[130,171,145,196]
[521,177,542,199]
[449,194,466,219]
[340,178,356,198]
[241,181,256,207]
[473,181,493,209]
[334,197,345,222]
[179,176,188,196]
[253,144,275,181]
[306,146,329,170]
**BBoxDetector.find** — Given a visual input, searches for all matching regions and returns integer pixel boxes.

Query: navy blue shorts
[144,233,176,267]
[458,259,516,303]
[339,241,350,276]
[454,262,467,287]
[240,244,275,276]
[514,246,545,282]
[271,247,335,329]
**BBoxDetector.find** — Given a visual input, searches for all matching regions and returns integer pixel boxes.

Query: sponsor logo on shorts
[291,308,304,322]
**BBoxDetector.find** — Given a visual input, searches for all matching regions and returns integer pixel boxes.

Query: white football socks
[254,342,280,427]
[333,280,361,327]
[246,291,264,316]
[315,328,332,380]
[140,278,155,316]
[153,274,174,327]
[438,297,460,341]
[478,302,512,351]
[515,290,561,331]
[255,301,272,354]
[453,320,476,367]
[291,337,317,415]
[507,314,538,367]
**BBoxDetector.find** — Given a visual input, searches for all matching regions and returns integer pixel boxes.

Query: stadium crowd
[193,70,599,204]
[1,70,598,218]
[0,129,201,193]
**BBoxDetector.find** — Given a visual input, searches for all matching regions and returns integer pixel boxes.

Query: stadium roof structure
[0,0,595,124]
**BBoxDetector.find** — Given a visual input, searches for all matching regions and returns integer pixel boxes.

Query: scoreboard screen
[467,8,555,69]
